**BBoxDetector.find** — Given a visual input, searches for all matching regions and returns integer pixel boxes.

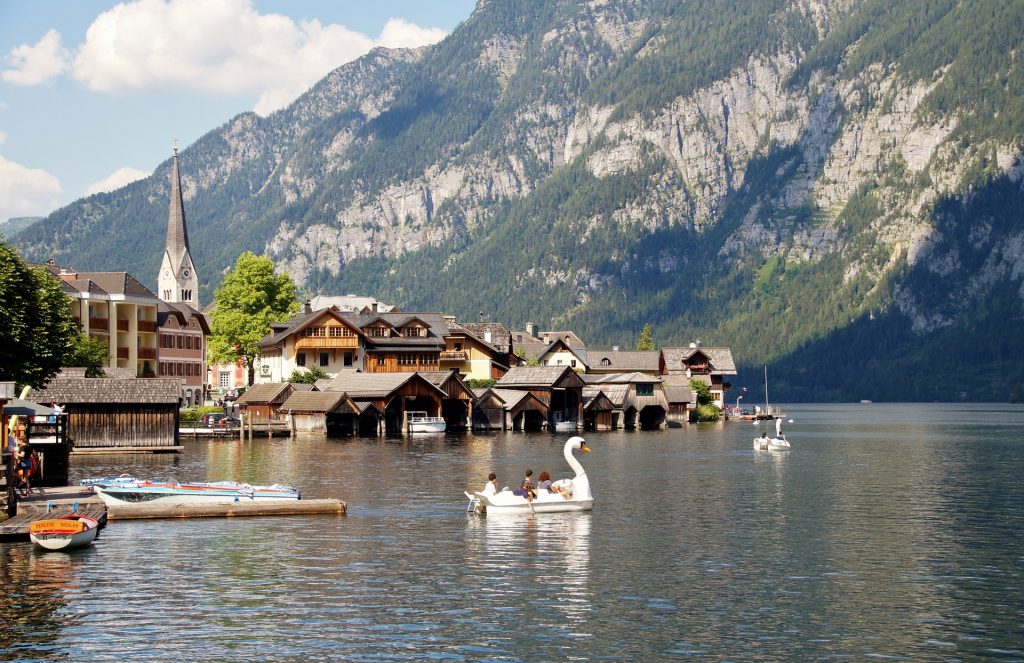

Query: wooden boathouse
[29,374,183,452]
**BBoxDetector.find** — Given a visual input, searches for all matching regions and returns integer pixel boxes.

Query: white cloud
[85,166,149,196]
[0,130,6,145]
[72,0,448,115]
[0,101,9,110]
[0,155,61,223]
[1,29,70,86]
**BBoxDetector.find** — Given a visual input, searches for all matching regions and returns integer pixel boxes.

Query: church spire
[157,144,199,309]
[166,144,191,264]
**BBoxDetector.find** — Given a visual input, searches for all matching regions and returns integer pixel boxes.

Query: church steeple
[157,145,199,309]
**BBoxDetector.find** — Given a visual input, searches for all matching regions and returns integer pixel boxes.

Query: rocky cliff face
[19,0,1024,399]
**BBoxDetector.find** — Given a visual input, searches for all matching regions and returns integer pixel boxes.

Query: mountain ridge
[16,0,1024,400]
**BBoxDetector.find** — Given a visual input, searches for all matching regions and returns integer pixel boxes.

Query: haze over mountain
[16,0,1024,401]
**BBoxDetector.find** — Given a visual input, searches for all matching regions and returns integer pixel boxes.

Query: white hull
[753,436,791,451]
[93,480,300,505]
[553,421,577,432]
[30,517,100,551]
[408,422,446,433]
[466,491,593,514]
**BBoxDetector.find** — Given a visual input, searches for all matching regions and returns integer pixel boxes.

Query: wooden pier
[0,485,107,542]
[0,485,345,540]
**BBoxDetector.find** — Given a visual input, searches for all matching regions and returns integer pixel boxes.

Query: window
[329,326,342,337]
[403,327,424,338]
[296,352,306,367]
[636,384,654,396]
[368,326,388,337]
[376,355,385,366]
[571,360,577,368]
[177,335,184,349]
[319,352,329,367]
[219,372,230,388]
[343,352,353,367]
[186,336,192,350]
[454,342,462,351]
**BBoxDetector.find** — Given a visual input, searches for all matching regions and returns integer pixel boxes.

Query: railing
[138,348,157,360]
[89,317,109,331]
[137,320,157,333]
[116,347,129,359]
[439,351,467,361]
[116,319,129,332]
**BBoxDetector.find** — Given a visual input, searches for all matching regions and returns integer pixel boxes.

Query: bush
[180,405,224,424]
[692,403,722,422]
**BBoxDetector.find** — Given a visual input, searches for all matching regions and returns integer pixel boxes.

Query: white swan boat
[753,417,791,451]
[466,436,593,514]
[29,514,100,551]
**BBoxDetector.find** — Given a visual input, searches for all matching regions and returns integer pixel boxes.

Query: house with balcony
[582,372,668,429]
[439,318,514,381]
[45,262,161,379]
[587,349,665,377]
[256,302,452,383]
[511,323,588,368]
[662,342,737,409]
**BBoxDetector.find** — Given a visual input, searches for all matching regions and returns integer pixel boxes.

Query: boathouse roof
[30,377,182,404]
[280,391,357,414]
[587,350,663,374]
[662,346,737,375]
[495,365,586,389]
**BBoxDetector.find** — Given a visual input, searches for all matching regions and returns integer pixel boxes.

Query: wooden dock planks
[105,498,345,520]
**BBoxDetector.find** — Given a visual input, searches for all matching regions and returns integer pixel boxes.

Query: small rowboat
[29,515,100,551]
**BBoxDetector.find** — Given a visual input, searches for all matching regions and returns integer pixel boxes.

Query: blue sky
[0,0,477,225]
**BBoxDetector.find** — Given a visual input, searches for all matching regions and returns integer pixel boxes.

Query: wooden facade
[29,376,182,452]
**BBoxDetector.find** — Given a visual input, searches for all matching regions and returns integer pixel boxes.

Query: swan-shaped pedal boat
[466,436,593,514]
[753,417,791,451]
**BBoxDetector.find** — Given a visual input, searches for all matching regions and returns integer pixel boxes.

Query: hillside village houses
[26,146,738,439]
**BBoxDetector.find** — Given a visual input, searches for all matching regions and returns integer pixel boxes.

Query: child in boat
[513,470,536,501]
[482,472,499,496]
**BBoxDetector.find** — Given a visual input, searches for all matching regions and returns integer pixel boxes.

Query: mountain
[16,0,1024,401]
[1,216,42,238]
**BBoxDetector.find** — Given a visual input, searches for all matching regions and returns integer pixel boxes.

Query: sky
[0,0,477,225]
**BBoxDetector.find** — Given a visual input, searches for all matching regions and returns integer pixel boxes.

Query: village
[2,148,739,462]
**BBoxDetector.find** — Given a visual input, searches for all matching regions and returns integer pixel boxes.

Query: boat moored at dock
[85,477,301,505]
[29,514,100,551]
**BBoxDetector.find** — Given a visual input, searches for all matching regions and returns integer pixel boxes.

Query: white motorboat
[407,411,446,433]
[29,514,100,551]
[91,478,300,505]
[466,436,593,514]
[753,417,791,451]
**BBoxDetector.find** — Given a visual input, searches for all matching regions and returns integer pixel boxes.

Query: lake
[2,403,1022,660]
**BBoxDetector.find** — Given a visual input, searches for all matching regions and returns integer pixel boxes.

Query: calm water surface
[2,403,1022,660]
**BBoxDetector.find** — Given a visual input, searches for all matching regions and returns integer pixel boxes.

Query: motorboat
[29,514,100,551]
[466,436,593,514]
[753,417,791,451]
[407,411,446,433]
[89,477,301,505]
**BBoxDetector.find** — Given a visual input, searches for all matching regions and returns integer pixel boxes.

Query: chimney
[484,330,492,343]
[58,268,79,283]
[443,314,456,326]
[304,299,312,314]
[525,322,536,338]
[371,302,378,314]
[612,345,619,352]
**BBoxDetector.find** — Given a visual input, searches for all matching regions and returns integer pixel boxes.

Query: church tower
[157,146,199,308]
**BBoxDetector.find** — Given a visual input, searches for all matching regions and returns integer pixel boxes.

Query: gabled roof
[30,377,181,404]
[316,372,446,399]
[309,295,396,313]
[157,300,211,334]
[663,384,693,404]
[495,365,586,389]
[581,387,614,411]
[258,308,365,348]
[279,391,357,414]
[662,346,737,375]
[583,371,661,385]
[593,383,629,407]
[416,370,475,398]
[588,350,662,373]
[237,382,293,405]
[74,272,159,299]
[484,388,549,413]
[453,322,512,353]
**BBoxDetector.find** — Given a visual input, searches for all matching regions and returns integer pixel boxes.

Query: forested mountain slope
[18,0,1024,401]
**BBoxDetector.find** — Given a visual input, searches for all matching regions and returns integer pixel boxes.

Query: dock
[0,485,345,540]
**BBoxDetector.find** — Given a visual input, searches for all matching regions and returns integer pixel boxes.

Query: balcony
[439,351,467,361]
[116,319,129,332]
[116,347,129,360]
[138,320,157,333]
[138,348,157,360]
[89,317,109,331]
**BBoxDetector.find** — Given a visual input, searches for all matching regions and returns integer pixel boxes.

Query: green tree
[0,241,80,388]
[636,323,655,351]
[66,333,110,378]
[524,355,542,367]
[209,252,299,386]
[690,378,721,422]
[288,366,330,384]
